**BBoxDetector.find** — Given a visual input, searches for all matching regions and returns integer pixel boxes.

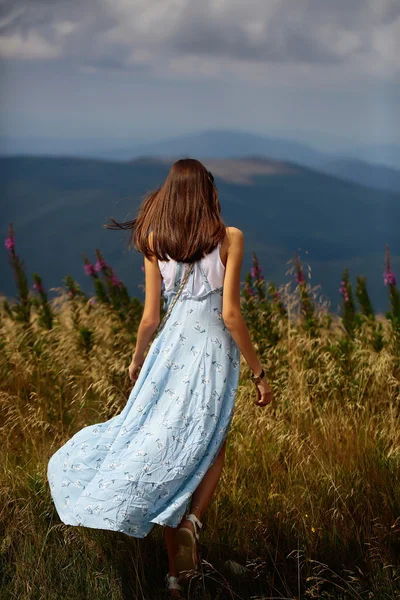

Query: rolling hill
[319,158,400,194]
[1,155,399,314]
[111,129,400,193]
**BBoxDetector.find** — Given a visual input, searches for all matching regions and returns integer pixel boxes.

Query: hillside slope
[1,156,399,313]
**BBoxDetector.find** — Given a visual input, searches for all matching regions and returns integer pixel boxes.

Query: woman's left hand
[129,354,144,383]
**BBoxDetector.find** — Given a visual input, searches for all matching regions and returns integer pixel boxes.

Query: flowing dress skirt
[47,262,240,538]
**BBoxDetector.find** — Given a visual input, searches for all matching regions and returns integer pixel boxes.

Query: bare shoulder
[225,226,244,250]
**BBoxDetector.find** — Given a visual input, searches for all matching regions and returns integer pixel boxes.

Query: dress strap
[173,261,194,291]
[197,262,213,293]
[173,262,184,290]
[197,240,222,293]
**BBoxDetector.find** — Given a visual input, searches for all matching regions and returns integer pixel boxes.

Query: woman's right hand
[254,378,274,407]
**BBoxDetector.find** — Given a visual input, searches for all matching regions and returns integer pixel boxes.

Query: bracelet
[250,367,265,384]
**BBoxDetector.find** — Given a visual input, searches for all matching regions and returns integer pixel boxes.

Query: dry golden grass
[1,286,400,599]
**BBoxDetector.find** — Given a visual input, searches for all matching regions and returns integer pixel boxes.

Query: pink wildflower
[84,263,96,276]
[384,270,396,286]
[251,264,264,281]
[339,281,349,303]
[111,273,123,288]
[245,283,255,297]
[384,244,397,286]
[94,258,107,272]
[5,236,15,252]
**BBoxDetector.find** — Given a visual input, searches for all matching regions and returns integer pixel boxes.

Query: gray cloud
[0,0,126,67]
[172,9,345,65]
[0,0,399,77]
[168,0,400,66]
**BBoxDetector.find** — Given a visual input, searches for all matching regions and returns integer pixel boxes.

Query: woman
[47,158,273,597]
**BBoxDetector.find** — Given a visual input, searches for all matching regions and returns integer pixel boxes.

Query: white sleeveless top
[158,240,225,295]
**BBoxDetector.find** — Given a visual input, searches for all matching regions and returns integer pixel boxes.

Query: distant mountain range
[115,129,329,166]
[346,143,400,171]
[119,130,400,193]
[1,154,399,314]
[318,158,400,194]
[2,129,399,193]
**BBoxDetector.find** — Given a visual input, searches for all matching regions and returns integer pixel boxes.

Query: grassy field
[1,248,400,599]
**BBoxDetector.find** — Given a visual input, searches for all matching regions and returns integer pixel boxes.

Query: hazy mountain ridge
[2,128,400,196]
[2,129,399,175]
[317,157,400,194]
[106,129,400,192]
[129,155,300,184]
[347,143,400,171]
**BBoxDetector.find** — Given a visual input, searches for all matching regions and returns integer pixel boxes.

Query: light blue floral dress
[47,257,240,538]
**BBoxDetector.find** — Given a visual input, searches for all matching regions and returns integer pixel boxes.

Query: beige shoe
[165,572,184,597]
[175,513,203,575]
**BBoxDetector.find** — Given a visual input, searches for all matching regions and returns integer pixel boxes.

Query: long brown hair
[104,158,226,263]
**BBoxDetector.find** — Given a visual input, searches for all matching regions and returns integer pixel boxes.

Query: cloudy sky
[0,0,399,153]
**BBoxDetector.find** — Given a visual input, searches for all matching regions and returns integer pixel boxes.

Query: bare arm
[221,227,263,377]
[131,232,161,364]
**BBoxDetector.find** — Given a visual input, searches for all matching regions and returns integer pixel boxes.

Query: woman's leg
[165,526,180,577]
[165,438,227,575]
[187,438,227,522]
